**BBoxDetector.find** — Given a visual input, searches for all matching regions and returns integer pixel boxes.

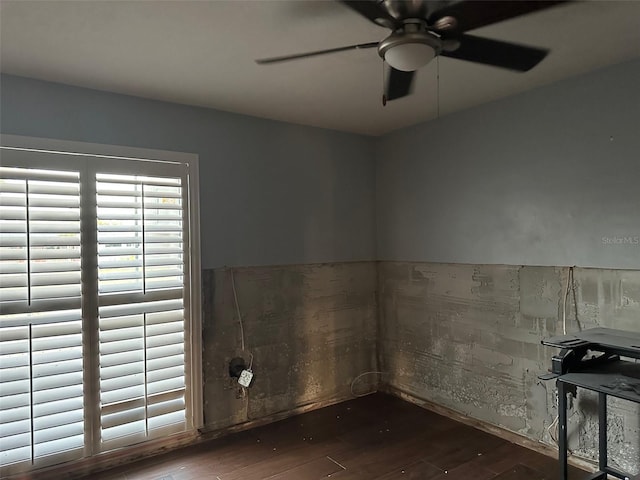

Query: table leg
[558,381,568,480]
[598,392,607,472]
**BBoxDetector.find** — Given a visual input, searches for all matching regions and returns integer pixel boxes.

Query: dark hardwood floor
[90,393,586,480]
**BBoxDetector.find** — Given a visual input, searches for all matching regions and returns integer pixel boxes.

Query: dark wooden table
[557,360,640,480]
[542,328,640,480]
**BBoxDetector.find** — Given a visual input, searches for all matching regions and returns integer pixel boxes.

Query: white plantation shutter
[0,170,82,309]
[99,301,186,447]
[0,140,200,476]
[0,166,85,470]
[95,173,187,450]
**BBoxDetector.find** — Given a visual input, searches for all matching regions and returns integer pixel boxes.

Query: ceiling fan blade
[255,42,378,65]
[340,0,399,29]
[386,68,416,101]
[429,1,565,33]
[440,34,549,72]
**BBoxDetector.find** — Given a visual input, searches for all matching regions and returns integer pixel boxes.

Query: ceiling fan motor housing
[380,0,430,22]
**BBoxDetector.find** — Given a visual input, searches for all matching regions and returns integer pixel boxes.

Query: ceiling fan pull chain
[382,60,387,106]
[436,55,440,118]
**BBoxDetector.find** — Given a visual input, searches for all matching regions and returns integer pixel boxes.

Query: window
[0,137,201,475]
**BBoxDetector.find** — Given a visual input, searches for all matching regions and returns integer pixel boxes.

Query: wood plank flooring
[89,393,587,480]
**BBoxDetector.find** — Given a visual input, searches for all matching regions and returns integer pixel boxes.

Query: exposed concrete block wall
[202,262,378,431]
[378,262,640,474]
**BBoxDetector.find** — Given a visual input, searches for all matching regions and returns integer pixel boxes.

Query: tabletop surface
[542,327,640,359]
[559,360,640,403]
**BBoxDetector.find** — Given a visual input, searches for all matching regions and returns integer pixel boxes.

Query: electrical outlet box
[238,369,253,388]
[229,357,246,378]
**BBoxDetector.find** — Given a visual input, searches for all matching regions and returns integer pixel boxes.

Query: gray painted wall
[0,74,376,269]
[379,261,640,475]
[4,60,640,270]
[376,59,640,269]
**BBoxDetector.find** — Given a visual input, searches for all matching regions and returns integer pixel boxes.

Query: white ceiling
[1,0,639,136]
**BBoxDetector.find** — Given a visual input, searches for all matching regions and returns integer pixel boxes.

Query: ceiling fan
[255,0,564,104]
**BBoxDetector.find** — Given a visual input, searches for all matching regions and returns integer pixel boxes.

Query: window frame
[0,134,203,472]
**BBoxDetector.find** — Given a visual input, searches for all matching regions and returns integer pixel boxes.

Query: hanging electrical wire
[350,371,385,398]
[562,266,573,335]
[230,267,246,352]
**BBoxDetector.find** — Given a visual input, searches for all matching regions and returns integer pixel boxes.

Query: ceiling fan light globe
[384,42,435,71]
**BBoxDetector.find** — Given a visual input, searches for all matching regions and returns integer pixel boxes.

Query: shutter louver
[0,167,84,469]
[96,174,186,450]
